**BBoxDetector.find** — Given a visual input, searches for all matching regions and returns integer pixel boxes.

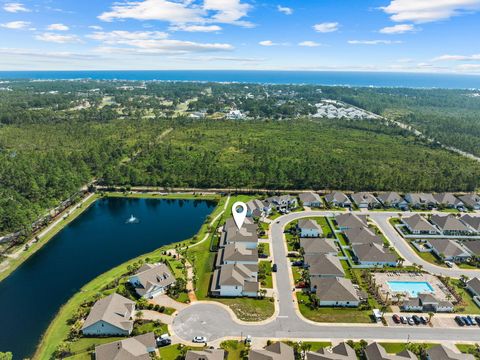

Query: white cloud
[47,23,70,31]
[298,41,321,47]
[170,24,222,32]
[313,22,339,33]
[89,30,233,54]
[379,23,416,34]
[99,0,252,27]
[277,5,293,15]
[89,25,103,30]
[433,54,480,61]
[0,20,30,29]
[348,39,403,45]
[3,2,30,13]
[381,0,480,23]
[456,64,480,72]
[35,32,82,43]
[259,40,276,46]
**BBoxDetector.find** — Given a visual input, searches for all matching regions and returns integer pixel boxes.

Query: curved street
[172,210,480,343]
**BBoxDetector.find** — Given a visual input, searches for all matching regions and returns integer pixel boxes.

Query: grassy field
[215,297,275,322]
[33,193,222,360]
[379,342,439,354]
[296,292,374,323]
[450,279,480,314]
[103,191,220,201]
[456,344,480,358]
[259,260,273,288]
[0,193,99,282]
[158,344,205,359]
[221,340,247,359]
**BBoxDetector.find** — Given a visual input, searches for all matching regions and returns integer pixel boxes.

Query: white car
[192,336,207,344]
[445,261,453,268]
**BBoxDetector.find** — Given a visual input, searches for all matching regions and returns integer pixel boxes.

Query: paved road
[172,210,480,343]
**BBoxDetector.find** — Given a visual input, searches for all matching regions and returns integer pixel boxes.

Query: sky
[0,0,480,73]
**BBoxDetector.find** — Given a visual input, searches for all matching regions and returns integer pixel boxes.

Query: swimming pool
[387,281,434,297]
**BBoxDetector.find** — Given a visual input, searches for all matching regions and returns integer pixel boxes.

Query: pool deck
[374,272,452,301]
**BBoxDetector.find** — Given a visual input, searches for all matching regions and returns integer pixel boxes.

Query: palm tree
[427,312,434,324]
[300,342,312,359]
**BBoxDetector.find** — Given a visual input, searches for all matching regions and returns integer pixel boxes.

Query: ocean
[0,70,480,89]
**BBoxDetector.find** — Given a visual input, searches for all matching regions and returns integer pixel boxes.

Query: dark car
[412,315,421,325]
[475,316,480,325]
[392,314,401,324]
[272,263,278,272]
[420,316,428,325]
[455,316,465,326]
[468,316,477,326]
[292,260,303,267]
[462,316,471,326]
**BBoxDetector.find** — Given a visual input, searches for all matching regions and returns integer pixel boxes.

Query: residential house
[401,214,439,235]
[460,215,480,234]
[335,213,368,231]
[466,277,480,297]
[401,293,454,313]
[433,193,464,209]
[364,342,417,360]
[307,342,357,360]
[426,345,475,360]
[343,227,383,245]
[249,342,295,360]
[430,214,472,236]
[221,218,259,249]
[376,192,406,209]
[426,239,472,263]
[300,238,338,256]
[325,192,352,208]
[351,243,398,267]
[310,277,361,307]
[210,263,259,298]
[351,192,381,209]
[95,333,156,360]
[463,241,480,257]
[404,193,438,209]
[298,219,323,238]
[458,194,480,210]
[216,242,259,267]
[129,263,176,298]
[82,293,135,336]
[299,192,323,207]
[304,254,345,278]
[246,199,272,218]
[186,349,226,360]
[266,195,298,212]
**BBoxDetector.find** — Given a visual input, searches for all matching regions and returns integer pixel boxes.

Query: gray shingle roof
[130,263,175,296]
[402,214,438,233]
[461,215,480,232]
[325,192,350,204]
[82,293,135,333]
[300,238,338,255]
[217,243,258,265]
[377,192,403,206]
[298,219,323,233]
[466,277,480,296]
[308,342,357,359]
[95,332,156,360]
[365,342,417,360]
[458,194,480,209]
[433,193,462,207]
[463,241,480,255]
[427,239,470,258]
[351,192,380,207]
[344,227,383,245]
[352,243,397,263]
[304,254,345,277]
[310,277,360,303]
[186,349,226,360]
[335,213,368,229]
[299,192,322,204]
[249,342,295,360]
[430,215,471,232]
[426,345,475,360]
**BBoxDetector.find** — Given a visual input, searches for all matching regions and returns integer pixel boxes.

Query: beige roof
[186,349,226,360]
[82,293,135,332]
[249,342,295,360]
[308,342,357,359]
[304,254,345,277]
[426,345,475,360]
[365,342,417,360]
[95,332,156,360]
[427,239,470,258]
[130,263,175,296]
[352,243,397,264]
[344,227,383,245]
[310,277,360,303]
[217,243,258,265]
[402,214,437,233]
[430,215,470,232]
[223,218,259,245]
[335,213,367,229]
[300,238,338,255]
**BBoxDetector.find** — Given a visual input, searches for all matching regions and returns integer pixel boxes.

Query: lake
[0,197,216,359]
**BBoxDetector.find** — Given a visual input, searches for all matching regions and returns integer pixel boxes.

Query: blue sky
[0,0,479,72]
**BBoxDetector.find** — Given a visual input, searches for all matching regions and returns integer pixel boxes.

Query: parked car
[445,261,454,268]
[420,316,428,325]
[455,316,465,326]
[412,315,421,325]
[156,334,171,347]
[400,316,407,324]
[468,316,477,326]
[407,317,415,325]
[292,260,303,266]
[193,336,207,343]
[272,263,278,272]
[462,316,471,326]
[244,335,252,344]
[475,316,480,325]
[392,314,401,324]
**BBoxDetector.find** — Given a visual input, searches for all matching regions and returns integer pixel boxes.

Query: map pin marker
[232,201,247,230]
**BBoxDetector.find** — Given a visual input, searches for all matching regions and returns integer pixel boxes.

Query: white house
[210,263,259,298]
[129,263,176,298]
[82,293,135,336]
[324,192,351,208]
[297,219,323,238]
[310,277,361,307]
[299,192,323,207]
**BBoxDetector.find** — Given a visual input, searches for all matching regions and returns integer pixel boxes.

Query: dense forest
[0,80,479,235]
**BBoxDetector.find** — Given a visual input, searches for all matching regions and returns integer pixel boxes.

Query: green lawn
[456,344,480,359]
[450,279,480,314]
[221,340,248,359]
[259,260,273,288]
[258,222,270,239]
[296,292,374,323]
[215,297,275,322]
[68,336,123,358]
[258,242,270,257]
[300,342,332,352]
[159,344,205,360]
[379,342,439,354]
[407,241,447,267]
[103,192,220,201]
[134,320,168,336]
